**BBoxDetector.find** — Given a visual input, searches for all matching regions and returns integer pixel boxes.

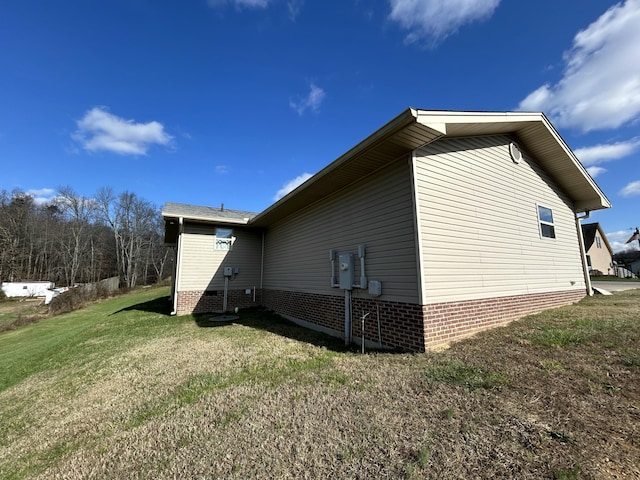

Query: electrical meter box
[338,253,354,290]
[223,266,233,277]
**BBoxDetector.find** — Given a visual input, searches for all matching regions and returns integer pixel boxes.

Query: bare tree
[55,186,97,286]
[0,190,38,282]
[96,188,158,288]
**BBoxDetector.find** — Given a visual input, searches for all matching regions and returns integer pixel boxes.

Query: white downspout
[171,217,184,315]
[575,211,592,296]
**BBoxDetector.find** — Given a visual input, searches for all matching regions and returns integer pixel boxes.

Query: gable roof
[162,202,256,225]
[581,222,614,255]
[251,108,611,227]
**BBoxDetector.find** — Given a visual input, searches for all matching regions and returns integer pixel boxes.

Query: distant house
[581,223,614,275]
[1,281,54,298]
[163,108,611,352]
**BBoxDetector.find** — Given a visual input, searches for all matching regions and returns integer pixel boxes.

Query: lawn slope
[1,286,638,479]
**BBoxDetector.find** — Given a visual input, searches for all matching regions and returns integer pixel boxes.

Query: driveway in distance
[592,280,640,292]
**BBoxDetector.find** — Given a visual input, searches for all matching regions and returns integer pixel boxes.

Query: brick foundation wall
[263,288,586,352]
[176,289,261,315]
[262,289,426,352]
[178,287,586,352]
[422,289,586,348]
[262,289,345,333]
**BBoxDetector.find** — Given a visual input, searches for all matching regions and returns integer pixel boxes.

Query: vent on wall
[509,142,523,163]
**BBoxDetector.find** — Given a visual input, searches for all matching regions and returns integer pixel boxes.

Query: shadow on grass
[194,307,358,353]
[110,296,173,316]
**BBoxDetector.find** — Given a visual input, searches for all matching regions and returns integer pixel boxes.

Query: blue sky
[1,0,639,251]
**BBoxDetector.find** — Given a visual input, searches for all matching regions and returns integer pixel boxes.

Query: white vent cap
[509,142,523,163]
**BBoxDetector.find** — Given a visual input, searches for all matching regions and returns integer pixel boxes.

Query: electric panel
[338,253,354,290]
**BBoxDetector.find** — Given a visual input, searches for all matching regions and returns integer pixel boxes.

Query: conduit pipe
[344,290,351,346]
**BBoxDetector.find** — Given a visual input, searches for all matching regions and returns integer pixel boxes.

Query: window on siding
[537,205,555,238]
[596,236,602,248]
[215,228,233,250]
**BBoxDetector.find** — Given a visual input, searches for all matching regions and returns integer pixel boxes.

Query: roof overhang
[250,108,611,227]
[161,202,257,245]
[161,203,255,225]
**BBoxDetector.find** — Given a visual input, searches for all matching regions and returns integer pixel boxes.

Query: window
[537,205,555,238]
[215,228,233,250]
[596,236,602,248]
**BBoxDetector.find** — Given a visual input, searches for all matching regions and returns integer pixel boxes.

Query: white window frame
[595,236,602,249]
[215,227,233,250]
[537,204,556,239]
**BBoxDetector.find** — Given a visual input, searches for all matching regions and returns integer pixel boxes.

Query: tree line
[0,187,170,289]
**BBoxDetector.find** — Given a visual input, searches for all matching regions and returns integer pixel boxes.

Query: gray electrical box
[223,266,233,277]
[368,280,382,297]
[338,253,354,290]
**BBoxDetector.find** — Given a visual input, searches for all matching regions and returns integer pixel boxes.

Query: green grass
[425,360,508,390]
[0,288,175,392]
[1,287,639,479]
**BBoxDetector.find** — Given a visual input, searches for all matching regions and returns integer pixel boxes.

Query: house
[163,108,611,352]
[1,281,54,298]
[580,223,614,276]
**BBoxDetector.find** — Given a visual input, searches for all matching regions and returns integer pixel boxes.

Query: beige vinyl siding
[415,135,586,303]
[177,224,262,291]
[586,231,613,274]
[263,160,419,304]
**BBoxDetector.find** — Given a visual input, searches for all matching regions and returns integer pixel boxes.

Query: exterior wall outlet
[368,280,382,296]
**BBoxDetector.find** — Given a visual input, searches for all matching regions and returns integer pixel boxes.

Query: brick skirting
[421,289,586,349]
[262,288,586,352]
[178,287,586,351]
[176,288,260,315]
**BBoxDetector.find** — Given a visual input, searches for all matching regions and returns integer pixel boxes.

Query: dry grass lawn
[0,286,638,479]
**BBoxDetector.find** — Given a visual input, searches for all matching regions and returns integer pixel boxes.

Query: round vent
[509,142,523,163]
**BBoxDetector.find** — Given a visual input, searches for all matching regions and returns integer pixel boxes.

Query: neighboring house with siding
[580,223,614,275]
[163,108,611,352]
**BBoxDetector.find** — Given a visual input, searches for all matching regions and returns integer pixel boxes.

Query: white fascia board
[414,109,543,125]
[161,211,250,225]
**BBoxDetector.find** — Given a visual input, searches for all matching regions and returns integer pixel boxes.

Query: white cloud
[607,229,640,252]
[26,188,56,205]
[289,83,326,115]
[216,165,229,174]
[574,138,640,165]
[73,107,173,156]
[518,0,640,131]
[207,0,269,8]
[288,0,303,20]
[620,180,640,197]
[586,166,606,178]
[273,172,313,200]
[388,0,501,47]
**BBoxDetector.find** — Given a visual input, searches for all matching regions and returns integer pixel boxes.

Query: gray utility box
[338,253,354,290]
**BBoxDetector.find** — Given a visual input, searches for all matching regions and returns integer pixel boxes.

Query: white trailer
[1,281,55,298]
